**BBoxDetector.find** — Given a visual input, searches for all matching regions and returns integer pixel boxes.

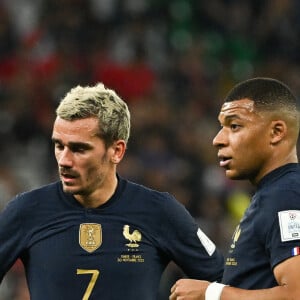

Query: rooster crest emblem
[123,225,142,248]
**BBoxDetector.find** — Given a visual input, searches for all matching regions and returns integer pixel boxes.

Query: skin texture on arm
[170,255,300,300]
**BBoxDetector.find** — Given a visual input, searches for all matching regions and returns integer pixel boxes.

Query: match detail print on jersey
[278,210,300,242]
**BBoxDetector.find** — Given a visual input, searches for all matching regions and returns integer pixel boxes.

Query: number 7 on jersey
[77,269,100,300]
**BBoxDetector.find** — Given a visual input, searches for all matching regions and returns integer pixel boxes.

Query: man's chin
[225,170,248,181]
[61,184,80,195]
[225,170,241,180]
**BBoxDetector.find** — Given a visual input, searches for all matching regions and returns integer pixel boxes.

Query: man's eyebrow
[51,138,91,148]
[223,114,242,120]
[219,114,242,123]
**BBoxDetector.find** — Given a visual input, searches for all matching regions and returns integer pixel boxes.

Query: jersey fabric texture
[222,163,300,289]
[0,176,223,300]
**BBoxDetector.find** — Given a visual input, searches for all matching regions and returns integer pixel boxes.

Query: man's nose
[58,149,73,167]
[212,129,227,148]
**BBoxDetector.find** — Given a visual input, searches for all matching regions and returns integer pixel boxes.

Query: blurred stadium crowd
[0,0,300,299]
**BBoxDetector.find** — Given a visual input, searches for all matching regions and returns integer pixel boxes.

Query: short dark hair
[224,77,298,112]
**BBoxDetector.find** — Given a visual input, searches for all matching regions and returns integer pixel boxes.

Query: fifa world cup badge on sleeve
[278,210,300,242]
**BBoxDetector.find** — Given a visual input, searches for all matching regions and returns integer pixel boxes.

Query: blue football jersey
[0,176,223,299]
[223,163,300,289]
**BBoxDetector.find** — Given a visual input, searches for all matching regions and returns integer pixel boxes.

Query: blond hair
[56,83,130,147]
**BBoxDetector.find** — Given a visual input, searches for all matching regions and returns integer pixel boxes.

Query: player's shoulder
[123,177,181,208]
[0,182,61,221]
[256,164,300,211]
[121,177,194,229]
[275,163,300,186]
[124,180,185,214]
[8,181,61,208]
[18,181,60,199]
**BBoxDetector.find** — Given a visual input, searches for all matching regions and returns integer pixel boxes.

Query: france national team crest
[79,223,102,253]
[278,210,300,242]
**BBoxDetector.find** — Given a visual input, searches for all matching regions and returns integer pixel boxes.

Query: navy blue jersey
[0,176,223,300]
[223,163,300,289]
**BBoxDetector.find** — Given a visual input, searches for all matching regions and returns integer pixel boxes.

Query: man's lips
[60,171,76,177]
[60,172,78,182]
[218,155,232,167]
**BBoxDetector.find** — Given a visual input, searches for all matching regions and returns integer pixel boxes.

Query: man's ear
[270,120,287,144]
[110,140,126,164]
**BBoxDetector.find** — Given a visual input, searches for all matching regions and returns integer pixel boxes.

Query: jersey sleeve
[0,195,28,281]
[155,193,224,281]
[258,188,300,269]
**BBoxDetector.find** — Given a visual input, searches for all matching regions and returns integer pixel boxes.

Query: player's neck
[74,176,118,208]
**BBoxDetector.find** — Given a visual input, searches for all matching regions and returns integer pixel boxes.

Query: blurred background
[0,0,300,299]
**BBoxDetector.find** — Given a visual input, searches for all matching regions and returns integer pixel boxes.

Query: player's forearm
[221,284,294,300]
[170,279,299,300]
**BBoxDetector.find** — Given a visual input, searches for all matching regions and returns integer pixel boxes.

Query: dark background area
[0,0,300,298]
